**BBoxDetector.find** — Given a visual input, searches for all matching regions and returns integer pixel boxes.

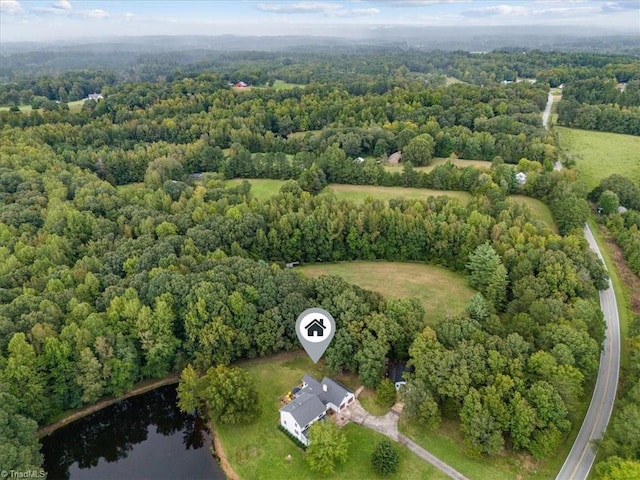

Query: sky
[1,0,639,42]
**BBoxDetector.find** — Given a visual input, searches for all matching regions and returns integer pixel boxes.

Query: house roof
[282,374,354,426]
[280,392,326,428]
[387,362,414,383]
[302,374,352,406]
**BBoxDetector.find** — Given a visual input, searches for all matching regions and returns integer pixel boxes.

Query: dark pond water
[40,385,225,480]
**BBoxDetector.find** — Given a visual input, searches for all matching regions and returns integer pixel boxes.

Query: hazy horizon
[1,0,638,44]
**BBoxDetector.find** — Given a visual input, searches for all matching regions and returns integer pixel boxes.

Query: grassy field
[216,352,448,480]
[556,127,640,189]
[326,184,472,204]
[273,79,304,90]
[509,195,557,232]
[0,104,32,112]
[0,99,85,114]
[298,261,475,323]
[383,158,492,173]
[226,178,286,201]
[398,416,572,480]
[225,179,472,204]
[226,179,555,229]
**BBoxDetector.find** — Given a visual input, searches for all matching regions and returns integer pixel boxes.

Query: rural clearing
[556,127,640,189]
[298,261,475,323]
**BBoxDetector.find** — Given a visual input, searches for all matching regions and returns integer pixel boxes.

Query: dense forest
[1,46,638,476]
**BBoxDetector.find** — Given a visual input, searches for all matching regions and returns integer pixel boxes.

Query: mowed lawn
[383,157,492,173]
[273,79,304,90]
[216,352,448,480]
[226,178,286,201]
[326,184,472,204]
[556,126,640,189]
[298,261,475,323]
[509,195,557,233]
[0,99,85,114]
[226,179,555,230]
[226,179,472,204]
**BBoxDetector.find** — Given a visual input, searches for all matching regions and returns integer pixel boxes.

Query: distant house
[515,172,528,185]
[285,261,300,268]
[279,374,355,446]
[235,81,249,88]
[87,93,103,101]
[355,157,365,164]
[387,151,402,164]
[618,206,629,214]
[387,362,414,391]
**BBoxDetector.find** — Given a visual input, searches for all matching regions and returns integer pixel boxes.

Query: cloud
[345,7,380,15]
[601,1,640,12]
[53,0,72,10]
[0,0,23,14]
[461,4,528,17]
[255,1,379,17]
[255,2,343,14]
[368,0,470,6]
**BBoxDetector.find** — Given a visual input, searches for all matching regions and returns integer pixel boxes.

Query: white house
[279,374,355,446]
[87,93,103,101]
[515,172,528,185]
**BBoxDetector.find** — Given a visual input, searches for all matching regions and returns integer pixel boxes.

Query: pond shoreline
[37,373,238,480]
[36,373,180,439]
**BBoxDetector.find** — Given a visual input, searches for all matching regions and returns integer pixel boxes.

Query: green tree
[1,333,49,422]
[177,364,201,413]
[371,440,400,475]
[595,456,640,480]
[598,190,620,215]
[467,243,508,310]
[0,389,43,471]
[200,365,261,424]
[306,421,349,474]
[376,378,397,408]
[403,133,435,166]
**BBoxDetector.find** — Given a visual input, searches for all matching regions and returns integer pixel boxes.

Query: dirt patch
[36,374,180,438]
[598,224,640,314]
[210,420,241,480]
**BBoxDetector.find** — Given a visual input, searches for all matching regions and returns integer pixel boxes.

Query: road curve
[543,90,622,480]
[556,226,621,480]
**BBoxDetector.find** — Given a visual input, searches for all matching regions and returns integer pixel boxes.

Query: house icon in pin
[304,318,326,337]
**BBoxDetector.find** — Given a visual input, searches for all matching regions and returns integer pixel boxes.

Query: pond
[40,385,225,480]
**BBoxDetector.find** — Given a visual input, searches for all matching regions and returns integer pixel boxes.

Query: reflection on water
[41,385,225,480]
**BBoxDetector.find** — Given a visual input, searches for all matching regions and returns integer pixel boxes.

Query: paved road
[544,92,622,480]
[542,92,554,129]
[556,226,621,480]
[346,399,469,480]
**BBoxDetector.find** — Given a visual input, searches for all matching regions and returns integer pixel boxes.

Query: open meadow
[383,157,492,173]
[216,352,448,480]
[556,126,640,189]
[298,261,475,323]
[226,179,556,230]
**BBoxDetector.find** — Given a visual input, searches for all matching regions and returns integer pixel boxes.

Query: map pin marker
[296,307,336,363]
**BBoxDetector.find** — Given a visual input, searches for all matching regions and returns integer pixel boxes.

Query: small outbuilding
[387,151,402,164]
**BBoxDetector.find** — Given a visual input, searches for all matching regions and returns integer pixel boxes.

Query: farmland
[556,127,640,189]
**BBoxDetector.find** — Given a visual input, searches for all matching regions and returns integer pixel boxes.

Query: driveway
[345,399,469,480]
